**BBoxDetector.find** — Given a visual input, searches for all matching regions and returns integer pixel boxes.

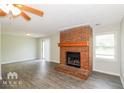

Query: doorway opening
[42,39,50,61]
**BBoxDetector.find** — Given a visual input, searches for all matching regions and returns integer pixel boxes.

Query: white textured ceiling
[0,4,124,37]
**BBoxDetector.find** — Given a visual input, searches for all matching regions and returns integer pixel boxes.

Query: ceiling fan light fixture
[0,4,44,21]
[0,4,9,14]
[8,5,21,16]
[0,4,21,16]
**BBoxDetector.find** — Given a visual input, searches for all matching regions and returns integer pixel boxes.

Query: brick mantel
[55,25,93,79]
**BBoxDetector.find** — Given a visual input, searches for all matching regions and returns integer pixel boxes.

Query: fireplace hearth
[66,52,80,68]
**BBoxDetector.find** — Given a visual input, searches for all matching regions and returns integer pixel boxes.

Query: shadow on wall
[0,64,2,80]
[120,16,124,87]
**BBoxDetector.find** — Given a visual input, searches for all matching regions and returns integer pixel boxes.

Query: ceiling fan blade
[14,4,44,16]
[0,9,7,16]
[20,12,31,21]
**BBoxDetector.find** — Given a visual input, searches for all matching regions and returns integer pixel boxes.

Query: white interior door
[42,39,50,61]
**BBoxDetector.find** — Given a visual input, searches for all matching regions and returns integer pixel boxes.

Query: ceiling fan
[0,4,44,21]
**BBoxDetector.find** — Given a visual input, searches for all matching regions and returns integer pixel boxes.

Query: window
[95,33,115,59]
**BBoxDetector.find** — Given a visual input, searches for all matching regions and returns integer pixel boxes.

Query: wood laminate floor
[0,60,123,89]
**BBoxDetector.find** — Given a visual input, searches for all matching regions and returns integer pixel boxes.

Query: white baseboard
[1,58,37,65]
[93,69,120,76]
[49,60,60,63]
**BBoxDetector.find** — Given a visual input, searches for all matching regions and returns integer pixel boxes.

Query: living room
[0,2,124,90]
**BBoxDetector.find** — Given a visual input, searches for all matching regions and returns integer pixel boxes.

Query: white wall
[1,34,38,64]
[120,17,124,87]
[37,38,43,59]
[0,23,2,80]
[93,25,120,76]
[49,33,60,63]
[0,23,1,63]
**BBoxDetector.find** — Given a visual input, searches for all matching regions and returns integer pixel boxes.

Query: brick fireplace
[55,25,93,79]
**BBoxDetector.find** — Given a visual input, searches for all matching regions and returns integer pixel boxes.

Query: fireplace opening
[66,52,80,68]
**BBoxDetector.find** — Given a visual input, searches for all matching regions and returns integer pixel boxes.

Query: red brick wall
[60,25,91,42]
[59,25,93,72]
